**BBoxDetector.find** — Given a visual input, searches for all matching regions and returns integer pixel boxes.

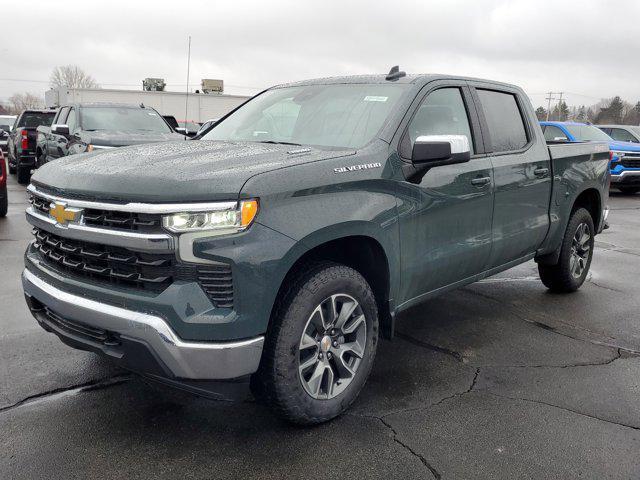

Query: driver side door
[397,83,494,304]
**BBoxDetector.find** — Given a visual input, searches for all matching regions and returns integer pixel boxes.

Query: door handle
[534,167,549,177]
[471,176,491,186]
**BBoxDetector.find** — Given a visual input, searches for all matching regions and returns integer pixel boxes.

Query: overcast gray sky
[1,0,638,109]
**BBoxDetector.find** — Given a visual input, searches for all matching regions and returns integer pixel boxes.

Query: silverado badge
[49,202,82,226]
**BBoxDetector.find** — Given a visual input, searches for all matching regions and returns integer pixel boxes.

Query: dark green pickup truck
[22,69,610,424]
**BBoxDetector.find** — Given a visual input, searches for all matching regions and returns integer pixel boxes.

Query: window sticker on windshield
[363,96,388,102]
[148,112,157,116]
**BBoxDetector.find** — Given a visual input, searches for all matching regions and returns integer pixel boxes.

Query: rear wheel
[538,207,594,293]
[253,262,379,424]
[618,186,639,195]
[17,164,30,185]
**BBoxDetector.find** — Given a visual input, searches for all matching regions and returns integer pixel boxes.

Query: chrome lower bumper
[611,170,640,183]
[22,269,264,380]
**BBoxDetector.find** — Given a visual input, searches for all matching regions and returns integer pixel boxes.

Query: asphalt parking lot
[1,170,639,479]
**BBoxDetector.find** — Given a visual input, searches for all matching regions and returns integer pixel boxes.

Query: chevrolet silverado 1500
[22,69,610,424]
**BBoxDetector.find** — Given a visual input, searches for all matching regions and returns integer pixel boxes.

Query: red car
[0,149,7,217]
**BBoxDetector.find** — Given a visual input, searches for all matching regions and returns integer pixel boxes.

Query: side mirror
[52,124,70,135]
[412,135,471,166]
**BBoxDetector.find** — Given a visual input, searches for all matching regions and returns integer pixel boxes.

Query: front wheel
[253,262,379,424]
[538,207,595,293]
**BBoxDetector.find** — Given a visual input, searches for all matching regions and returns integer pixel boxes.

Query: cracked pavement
[2,171,640,479]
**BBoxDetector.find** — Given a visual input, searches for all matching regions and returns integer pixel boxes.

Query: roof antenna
[386,65,406,81]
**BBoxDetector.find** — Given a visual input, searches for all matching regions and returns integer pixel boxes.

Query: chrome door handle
[534,167,549,177]
[471,176,491,186]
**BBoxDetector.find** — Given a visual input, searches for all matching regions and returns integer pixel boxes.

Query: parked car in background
[176,119,201,137]
[540,121,640,195]
[35,103,184,167]
[0,115,17,153]
[0,149,7,217]
[596,125,640,143]
[7,110,56,184]
[24,72,610,424]
[196,118,219,136]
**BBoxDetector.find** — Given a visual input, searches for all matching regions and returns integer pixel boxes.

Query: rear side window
[477,89,528,152]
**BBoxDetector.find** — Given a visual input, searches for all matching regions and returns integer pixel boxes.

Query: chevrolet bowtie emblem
[49,202,82,226]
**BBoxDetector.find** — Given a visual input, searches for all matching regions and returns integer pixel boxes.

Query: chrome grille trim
[27,184,237,214]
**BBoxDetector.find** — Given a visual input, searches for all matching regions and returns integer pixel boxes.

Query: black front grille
[621,157,640,168]
[82,209,161,232]
[29,193,162,233]
[31,227,235,308]
[30,195,51,216]
[32,228,176,292]
[197,265,234,308]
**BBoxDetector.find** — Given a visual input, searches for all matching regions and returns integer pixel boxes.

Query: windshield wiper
[256,140,302,146]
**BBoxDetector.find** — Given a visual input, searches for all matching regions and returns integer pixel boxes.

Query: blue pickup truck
[540,121,640,195]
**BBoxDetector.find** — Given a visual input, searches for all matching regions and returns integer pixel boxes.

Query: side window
[610,128,638,143]
[56,107,69,125]
[407,88,474,154]
[543,125,568,142]
[66,108,77,132]
[598,127,611,135]
[477,89,528,152]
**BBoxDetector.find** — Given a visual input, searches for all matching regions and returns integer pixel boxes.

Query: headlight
[86,144,115,152]
[162,199,259,234]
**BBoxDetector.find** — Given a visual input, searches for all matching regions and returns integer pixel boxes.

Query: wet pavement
[1,169,639,479]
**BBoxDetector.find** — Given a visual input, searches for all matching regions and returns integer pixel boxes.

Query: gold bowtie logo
[49,202,82,225]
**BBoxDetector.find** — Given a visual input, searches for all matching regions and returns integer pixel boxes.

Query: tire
[538,207,595,293]
[253,261,379,424]
[618,186,639,195]
[0,190,7,217]
[16,164,30,185]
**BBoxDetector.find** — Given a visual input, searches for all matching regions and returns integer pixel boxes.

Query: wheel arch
[270,229,396,340]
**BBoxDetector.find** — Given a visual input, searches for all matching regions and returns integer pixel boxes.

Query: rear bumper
[611,170,640,185]
[22,269,264,381]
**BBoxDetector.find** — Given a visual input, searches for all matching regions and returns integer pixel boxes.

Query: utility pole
[545,92,564,121]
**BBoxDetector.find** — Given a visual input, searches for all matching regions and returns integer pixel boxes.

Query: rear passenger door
[396,83,494,301]
[470,85,552,268]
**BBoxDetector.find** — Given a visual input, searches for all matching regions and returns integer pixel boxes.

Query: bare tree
[7,92,44,114]
[50,65,99,89]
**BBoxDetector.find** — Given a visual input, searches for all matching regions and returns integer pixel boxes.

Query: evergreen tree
[557,101,570,121]
[535,106,547,121]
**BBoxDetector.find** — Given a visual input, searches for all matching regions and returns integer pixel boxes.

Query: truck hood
[608,140,640,152]
[81,130,185,147]
[31,140,355,202]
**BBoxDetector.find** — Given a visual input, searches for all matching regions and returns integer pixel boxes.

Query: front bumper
[610,170,640,185]
[22,268,264,381]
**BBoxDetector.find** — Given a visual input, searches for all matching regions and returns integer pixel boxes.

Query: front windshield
[564,124,612,142]
[202,84,409,149]
[80,107,171,133]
